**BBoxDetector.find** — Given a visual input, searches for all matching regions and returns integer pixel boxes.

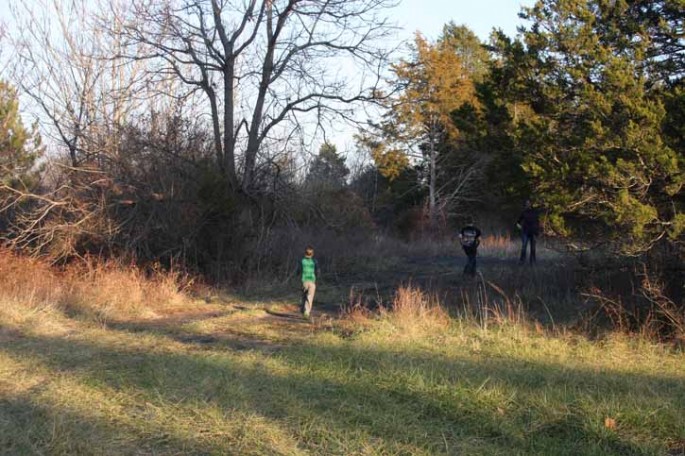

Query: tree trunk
[223,58,238,191]
[428,116,437,235]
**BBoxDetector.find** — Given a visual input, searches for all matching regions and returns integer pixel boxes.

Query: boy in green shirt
[298,246,318,318]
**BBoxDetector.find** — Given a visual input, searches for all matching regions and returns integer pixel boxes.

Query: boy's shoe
[303,312,310,319]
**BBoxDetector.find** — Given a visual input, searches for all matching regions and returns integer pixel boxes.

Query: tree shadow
[2,326,680,455]
[0,387,218,455]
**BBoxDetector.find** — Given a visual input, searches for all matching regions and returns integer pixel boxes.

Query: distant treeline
[0,0,682,281]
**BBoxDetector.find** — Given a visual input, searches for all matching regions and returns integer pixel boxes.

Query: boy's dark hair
[304,246,314,257]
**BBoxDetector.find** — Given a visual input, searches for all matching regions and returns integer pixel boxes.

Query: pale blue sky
[0,0,535,153]
[1,0,533,41]
[393,0,534,42]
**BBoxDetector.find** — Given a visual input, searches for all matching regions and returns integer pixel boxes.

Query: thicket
[0,1,682,337]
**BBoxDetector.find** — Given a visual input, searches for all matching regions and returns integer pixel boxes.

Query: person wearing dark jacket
[516,200,540,265]
[459,223,482,276]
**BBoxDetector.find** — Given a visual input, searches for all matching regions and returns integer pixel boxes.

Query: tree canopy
[307,142,349,190]
[470,0,685,251]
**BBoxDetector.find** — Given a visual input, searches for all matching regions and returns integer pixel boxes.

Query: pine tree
[371,33,477,231]
[0,80,41,189]
[484,0,684,252]
[307,142,349,190]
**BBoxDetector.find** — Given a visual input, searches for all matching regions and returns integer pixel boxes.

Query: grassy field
[0,245,684,455]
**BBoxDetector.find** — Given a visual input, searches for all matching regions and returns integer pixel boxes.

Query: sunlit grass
[2,293,684,455]
[0,250,683,455]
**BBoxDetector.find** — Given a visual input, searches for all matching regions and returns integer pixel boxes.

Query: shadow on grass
[0,391,217,455]
[2,325,682,455]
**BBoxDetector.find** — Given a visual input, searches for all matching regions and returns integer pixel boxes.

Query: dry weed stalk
[638,269,684,339]
[340,285,377,322]
[485,281,527,325]
[581,265,685,341]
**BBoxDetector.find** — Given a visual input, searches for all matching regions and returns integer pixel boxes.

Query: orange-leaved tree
[367,32,478,232]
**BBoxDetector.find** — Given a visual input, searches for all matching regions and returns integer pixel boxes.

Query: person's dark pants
[520,232,536,264]
[463,246,477,276]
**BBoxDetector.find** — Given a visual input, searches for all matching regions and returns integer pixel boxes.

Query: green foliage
[662,82,685,154]
[351,164,426,234]
[0,80,42,189]
[475,0,685,251]
[439,22,490,83]
[670,213,685,240]
[307,142,349,189]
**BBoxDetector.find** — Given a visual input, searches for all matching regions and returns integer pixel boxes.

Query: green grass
[0,242,683,455]
[1,295,684,455]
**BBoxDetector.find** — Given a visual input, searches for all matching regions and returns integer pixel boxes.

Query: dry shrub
[381,284,450,334]
[479,234,519,257]
[581,267,685,342]
[483,281,529,326]
[0,249,194,326]
[339,285,379,324]
[0,250,65,307]
[63,261,192,321]
[0,250,67,330]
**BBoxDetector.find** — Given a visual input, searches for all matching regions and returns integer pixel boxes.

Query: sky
[0,0,535,154]
[1,0,534,42]
[391,0,534,43]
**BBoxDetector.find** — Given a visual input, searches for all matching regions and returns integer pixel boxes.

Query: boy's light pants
[301,281,316,316]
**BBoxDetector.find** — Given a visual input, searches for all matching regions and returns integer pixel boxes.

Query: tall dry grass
[378,284,451,336]
[0,250,194,329]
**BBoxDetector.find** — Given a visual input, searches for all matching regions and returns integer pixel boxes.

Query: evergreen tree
[307,142,349,190]
[439,22,490,83]
[0,80,41,189]
[481,0,684,252]
[369,32,478,230]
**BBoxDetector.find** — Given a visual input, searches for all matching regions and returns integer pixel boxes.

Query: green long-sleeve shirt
[298,257,318,283]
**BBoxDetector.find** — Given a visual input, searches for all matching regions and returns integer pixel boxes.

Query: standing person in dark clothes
[516,200,540,265]
[297,246,318,318]
[459,221,482,276]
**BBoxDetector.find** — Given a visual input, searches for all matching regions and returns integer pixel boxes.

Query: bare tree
[112,0,398,194]
[2,0,192,259]
[7,0,156,169]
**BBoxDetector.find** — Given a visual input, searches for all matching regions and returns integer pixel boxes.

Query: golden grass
[378,285,450,337]
[0,249,683,455]
[0,250,207,330]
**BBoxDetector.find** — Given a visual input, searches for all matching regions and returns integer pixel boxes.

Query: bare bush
[581,265,685,341]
